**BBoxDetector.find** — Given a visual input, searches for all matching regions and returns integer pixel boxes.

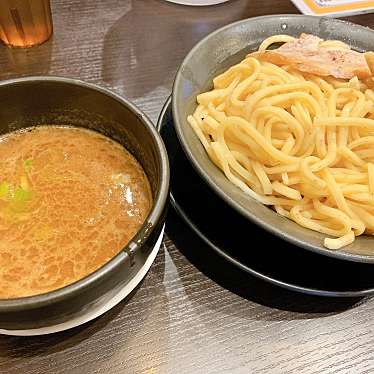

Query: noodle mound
[188,34,374,250]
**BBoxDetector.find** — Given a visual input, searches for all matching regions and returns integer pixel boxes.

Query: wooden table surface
[1,1,374,373]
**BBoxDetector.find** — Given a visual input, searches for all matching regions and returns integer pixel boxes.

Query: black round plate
[159,97,374,298]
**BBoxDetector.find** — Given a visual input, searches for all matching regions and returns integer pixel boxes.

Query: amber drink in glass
[0,0,53,48]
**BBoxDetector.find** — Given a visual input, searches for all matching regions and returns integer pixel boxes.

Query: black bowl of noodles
[172,14,374,263]
[0,76,169,335]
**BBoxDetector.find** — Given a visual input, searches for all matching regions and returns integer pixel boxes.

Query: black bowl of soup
[0,76,169,333]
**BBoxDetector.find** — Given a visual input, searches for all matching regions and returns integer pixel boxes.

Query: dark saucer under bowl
[158,97,374,298]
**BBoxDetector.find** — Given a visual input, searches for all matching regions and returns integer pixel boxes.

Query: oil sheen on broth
[0,126,152,298]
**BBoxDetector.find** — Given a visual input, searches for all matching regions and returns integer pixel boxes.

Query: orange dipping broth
[0,126,152,298]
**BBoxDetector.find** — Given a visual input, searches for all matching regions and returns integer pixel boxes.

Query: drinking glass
[0,0,53,48]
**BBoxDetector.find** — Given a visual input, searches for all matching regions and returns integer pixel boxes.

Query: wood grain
[1,1,374,373]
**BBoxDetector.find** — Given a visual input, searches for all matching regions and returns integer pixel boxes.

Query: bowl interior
[172,15,374,263]
[0,78,161,198]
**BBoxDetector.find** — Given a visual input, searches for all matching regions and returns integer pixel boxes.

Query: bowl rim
[172,14,374,264]
[0,75,170,310]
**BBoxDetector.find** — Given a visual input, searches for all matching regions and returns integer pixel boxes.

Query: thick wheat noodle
[188,34,374,250]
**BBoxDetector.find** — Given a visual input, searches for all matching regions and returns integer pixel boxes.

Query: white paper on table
[291,0,374,16]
